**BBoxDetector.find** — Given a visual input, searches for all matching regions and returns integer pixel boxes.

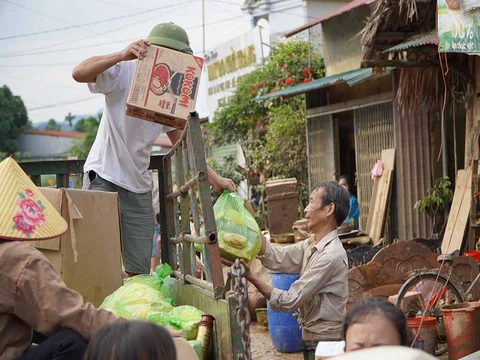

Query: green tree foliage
[0,85,29,154]
[64,112,75,128]
[205,40,324,184]
[45,119,61,131]
[70,114,101,158]
[74,118,87,132]
[415,176,453,237]
[207,155,244,203]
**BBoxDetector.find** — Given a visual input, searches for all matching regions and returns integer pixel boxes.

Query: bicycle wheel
[395,270,464,356]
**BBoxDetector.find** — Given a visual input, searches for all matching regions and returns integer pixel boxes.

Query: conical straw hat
[0,157,67,241]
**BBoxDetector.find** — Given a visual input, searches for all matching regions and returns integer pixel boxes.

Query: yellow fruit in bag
[221,232,248,249]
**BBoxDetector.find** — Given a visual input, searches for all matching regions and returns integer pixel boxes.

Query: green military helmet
[147,22,193,54]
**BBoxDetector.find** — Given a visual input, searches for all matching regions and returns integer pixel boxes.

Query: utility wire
[0,1,191,58]
[0,62,79,68]
[0,12,250,59]
[0,0,187,41]
[0,72,81,89]
[209,0,319,19]
[27,96,99,111]
[3,0,114,40]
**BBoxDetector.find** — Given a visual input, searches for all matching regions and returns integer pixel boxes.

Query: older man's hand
[221,258,253,280]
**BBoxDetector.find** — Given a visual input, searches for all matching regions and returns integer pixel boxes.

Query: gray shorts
[83,171,154,274]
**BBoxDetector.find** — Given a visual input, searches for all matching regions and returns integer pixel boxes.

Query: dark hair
[338,175,350,185]
[313,181,350,226]
[84,321,177,360]
[342,298,409,347]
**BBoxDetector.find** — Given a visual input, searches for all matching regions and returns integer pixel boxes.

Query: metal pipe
[442,104,449,177]
[172,271,214,293]
[170,233,216,245]
[167,175,199,199]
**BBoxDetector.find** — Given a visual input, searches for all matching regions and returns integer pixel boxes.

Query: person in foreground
[224,181,350,360]
[342,298,409,352]
[0,157,185,360]
[72,22,235,278]
[0,157,117,360]
[332,346,436,360]
[84,321,180,360]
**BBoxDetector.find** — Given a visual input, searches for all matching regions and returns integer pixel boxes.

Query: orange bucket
[407,317,437,355]
[441,302,480,360]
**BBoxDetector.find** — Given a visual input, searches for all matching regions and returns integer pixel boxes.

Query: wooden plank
[361,60,436,68]
[442,168,472,254]
[370,170,393,244]
[468,162,479,251]
[366,177,378,234]
[306,92,393,119]
[366,149,396,245]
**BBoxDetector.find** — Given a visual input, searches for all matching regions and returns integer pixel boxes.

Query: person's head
[343,298,409,352]
[338,175,350,191]
[84,321,177,360]
[305,181,350,232]
[147,22,193,54]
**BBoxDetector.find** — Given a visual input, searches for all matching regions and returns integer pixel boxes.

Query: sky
[0,0,253,124]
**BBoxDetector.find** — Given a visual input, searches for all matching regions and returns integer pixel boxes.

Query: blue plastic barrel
[267,270,303,353]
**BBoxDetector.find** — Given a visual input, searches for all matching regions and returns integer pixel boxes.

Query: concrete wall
[305,0,350,50]
[322,5,371,75]
[249,0,348,48]
[18,134,77,159]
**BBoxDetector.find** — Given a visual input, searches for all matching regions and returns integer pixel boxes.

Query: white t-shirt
[85,61,172,193]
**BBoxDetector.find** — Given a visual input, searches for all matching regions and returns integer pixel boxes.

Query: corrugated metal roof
[284,0,375,38]
[383,31,438,53]
[256,67,394,101]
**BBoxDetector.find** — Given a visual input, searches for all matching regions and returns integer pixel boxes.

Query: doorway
[335,111,357,198]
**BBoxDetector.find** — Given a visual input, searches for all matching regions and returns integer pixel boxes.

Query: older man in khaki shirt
[230,182,350,360]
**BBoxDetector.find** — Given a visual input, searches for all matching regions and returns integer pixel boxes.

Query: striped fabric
[0,157,67,241]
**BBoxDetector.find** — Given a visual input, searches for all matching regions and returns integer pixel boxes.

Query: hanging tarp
[438,0,480,53]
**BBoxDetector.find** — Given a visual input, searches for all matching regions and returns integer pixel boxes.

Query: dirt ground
[250,322,303,360]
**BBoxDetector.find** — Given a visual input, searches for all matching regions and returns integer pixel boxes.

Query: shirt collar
[310,229,339,254]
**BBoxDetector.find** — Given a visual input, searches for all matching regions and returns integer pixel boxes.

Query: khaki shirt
[0,240,119,360]
[259,230,348,340]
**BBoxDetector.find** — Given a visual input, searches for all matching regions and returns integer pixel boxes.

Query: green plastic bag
[160,276,176,299]
[100,283,173,320]
[148,305,203,340]
[123,263,175,299]
[214,191,262,264]
[123,274,160,291]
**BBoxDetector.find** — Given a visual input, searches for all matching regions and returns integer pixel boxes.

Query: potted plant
[414,177,454,239]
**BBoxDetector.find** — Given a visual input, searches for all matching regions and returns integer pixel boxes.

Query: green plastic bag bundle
[100,283,173,321]
[213,191,262,264]
[123,263,173,293]
[148,305,203,340]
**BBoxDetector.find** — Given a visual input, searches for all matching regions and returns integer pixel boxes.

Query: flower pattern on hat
[11,189,46,238]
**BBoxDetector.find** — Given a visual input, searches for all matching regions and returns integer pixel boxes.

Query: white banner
[204,26,269,118]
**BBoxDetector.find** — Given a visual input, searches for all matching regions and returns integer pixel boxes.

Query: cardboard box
[126,44,204,129]
[34,188,123,307]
